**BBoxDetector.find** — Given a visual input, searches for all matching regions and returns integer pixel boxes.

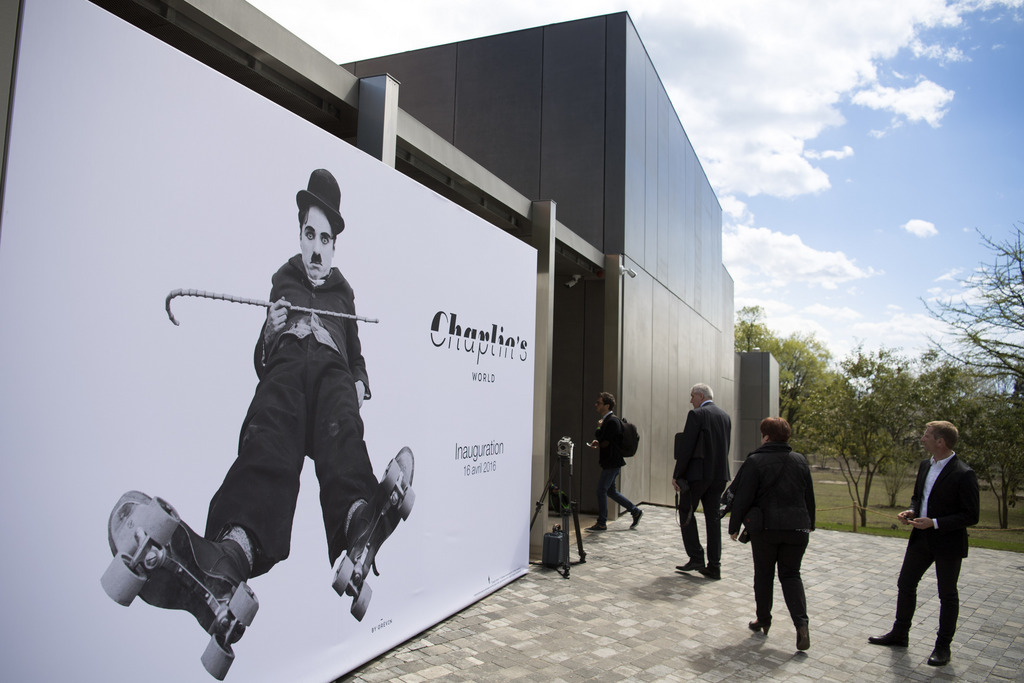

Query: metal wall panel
[603,15,627,256]
[345,45,458,144]
[655,84,672,287]
[621,262,654,506]
[643,64,659,273]
[540,17,607,250]
[455,29,544,202]
[621,22,646,261]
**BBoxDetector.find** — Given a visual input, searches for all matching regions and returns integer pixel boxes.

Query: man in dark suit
[868,420,979,667]
[673,383,732,580]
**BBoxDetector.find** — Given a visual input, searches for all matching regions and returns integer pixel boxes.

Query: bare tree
[926,225,1024,385]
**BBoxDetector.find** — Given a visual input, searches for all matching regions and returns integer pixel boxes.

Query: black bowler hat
[296,168,346,235]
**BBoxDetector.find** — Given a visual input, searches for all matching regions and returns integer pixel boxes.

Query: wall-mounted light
[620,265,637,279]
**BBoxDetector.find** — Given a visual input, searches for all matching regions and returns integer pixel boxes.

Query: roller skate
[332,447,415,620]
[100,491,258,680]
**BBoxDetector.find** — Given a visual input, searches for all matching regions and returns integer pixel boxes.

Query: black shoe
[630,508,643,529]
[586,523,607,531]
[796,625,810,651]
[868,631,909,647]
[927,645,951,666]
[748,620,770,635]
[676,559,705,572]
[698,566,721,580]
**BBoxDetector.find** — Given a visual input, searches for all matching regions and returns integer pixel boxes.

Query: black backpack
[620,418,640,457]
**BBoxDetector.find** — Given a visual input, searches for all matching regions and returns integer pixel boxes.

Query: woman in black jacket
[728,417,815,651]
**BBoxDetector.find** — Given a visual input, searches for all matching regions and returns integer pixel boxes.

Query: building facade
[2,1,767,555]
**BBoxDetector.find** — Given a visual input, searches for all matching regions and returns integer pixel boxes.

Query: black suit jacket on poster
[909,454,979,559]
[673,401,731,483]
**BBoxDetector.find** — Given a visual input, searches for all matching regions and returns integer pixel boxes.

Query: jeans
[596,467,636,524]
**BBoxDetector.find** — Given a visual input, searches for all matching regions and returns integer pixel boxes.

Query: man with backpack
[586,392,643,530]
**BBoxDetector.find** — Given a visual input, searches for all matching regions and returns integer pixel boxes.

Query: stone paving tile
[339,505,1024,682]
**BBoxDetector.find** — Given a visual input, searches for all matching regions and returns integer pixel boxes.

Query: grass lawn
[809,467,1024,553]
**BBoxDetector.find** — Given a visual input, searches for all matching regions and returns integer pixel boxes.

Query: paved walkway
[339,505,1024,682]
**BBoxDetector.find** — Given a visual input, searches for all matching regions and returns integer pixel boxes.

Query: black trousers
[680,480,725,567]
[749,529,809,627]
[894,531,963,646]
[206,336,377,577]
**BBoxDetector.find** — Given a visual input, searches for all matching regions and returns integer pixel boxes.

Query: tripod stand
[530,437,586,577]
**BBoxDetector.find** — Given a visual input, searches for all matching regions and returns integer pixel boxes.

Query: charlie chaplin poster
[0,0,536,680]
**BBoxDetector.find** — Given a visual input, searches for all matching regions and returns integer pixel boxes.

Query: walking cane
[165,288,380,326]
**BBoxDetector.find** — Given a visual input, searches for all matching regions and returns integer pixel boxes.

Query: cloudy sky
[248,0,1023,360]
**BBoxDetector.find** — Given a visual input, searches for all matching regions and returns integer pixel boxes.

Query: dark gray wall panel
[455,29,544,200]
[551,277,588,507]
[540,17,607,250]
[621,21,646,259]
[603,15,627,256]
[579,279,607,513]
[667,120,687,300]
[643,63,660,273]
[345,45,458,144]
[656,87,671,285]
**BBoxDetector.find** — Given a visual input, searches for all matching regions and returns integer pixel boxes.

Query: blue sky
[248,0,1023,360]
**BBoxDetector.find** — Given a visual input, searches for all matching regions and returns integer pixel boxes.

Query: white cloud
[851,79,955,127]
[723,223,878,293]
[847,311,950,352]
[718,194,751,222]
[802,303,863,321]
[805,145,855,160]
[909,38,969,63]
[247,0,1011,202]
[902,218,939,237]
[935,267,963,282]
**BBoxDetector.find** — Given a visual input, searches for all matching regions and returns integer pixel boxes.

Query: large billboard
[0,1,536,680]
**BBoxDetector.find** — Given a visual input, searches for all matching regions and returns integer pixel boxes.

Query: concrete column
[356,74,399,166]
[603,254,624,402]
[530,199,556,559]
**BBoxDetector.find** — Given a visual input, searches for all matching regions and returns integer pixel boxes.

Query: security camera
[620,266,637,278]
[565,274,582,288]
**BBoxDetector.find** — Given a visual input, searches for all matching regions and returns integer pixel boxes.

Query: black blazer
[909,454,979,559]
[595,412,626,469]
[673,401,731,483]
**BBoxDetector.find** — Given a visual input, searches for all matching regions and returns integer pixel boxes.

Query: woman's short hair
[760,417,792,443]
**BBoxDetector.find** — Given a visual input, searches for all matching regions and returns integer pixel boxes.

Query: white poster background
[0,1,536,681]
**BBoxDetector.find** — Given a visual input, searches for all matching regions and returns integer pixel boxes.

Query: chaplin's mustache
[310,253,322,265]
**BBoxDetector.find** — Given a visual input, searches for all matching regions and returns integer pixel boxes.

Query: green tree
[803,347,917,526]
[964,391,1024,528]
[880,354,985,509]
[735,306,832,435]
[735,305,775,353]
